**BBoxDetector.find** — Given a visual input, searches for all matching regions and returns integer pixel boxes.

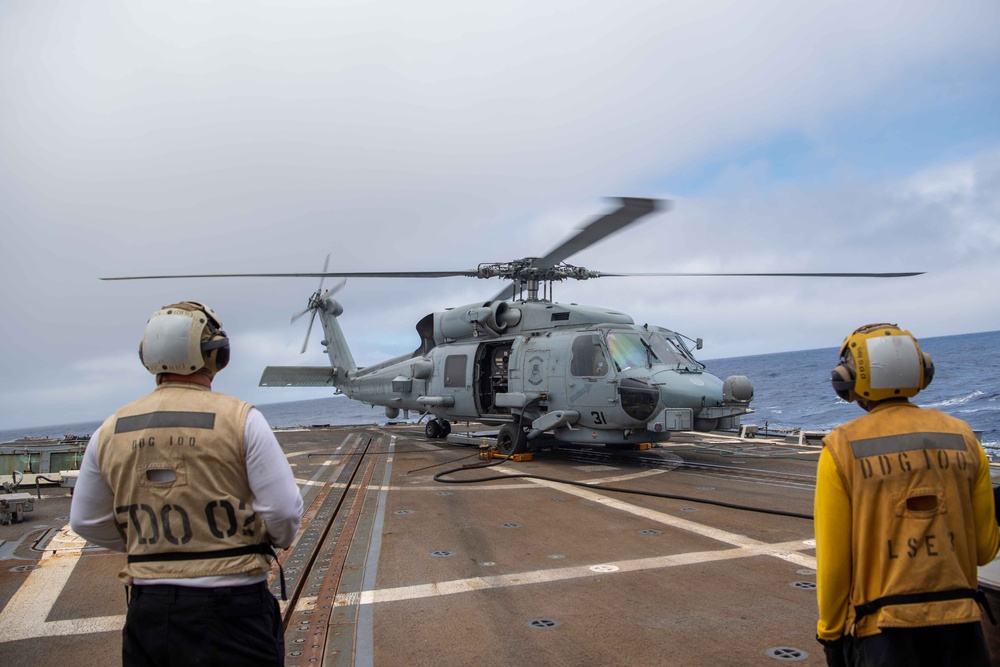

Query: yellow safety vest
[823,401,989,636]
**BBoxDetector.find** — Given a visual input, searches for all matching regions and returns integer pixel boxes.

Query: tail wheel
[497,423,527,456]
[425,420,442,439]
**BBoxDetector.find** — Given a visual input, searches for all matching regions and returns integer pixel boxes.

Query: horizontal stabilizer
[260,366,338,388]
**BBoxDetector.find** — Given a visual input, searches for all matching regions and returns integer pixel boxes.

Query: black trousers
[123,582,284,667]
[836,622,992,667]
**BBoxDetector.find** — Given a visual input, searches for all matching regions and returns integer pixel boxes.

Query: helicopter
[103,197,922,455]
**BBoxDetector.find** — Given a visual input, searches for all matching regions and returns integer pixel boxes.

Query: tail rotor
[293,254,346,354]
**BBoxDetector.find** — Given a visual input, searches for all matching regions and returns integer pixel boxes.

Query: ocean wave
[924,390,986,409]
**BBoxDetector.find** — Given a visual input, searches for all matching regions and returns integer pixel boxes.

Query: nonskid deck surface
[0,425,874,665]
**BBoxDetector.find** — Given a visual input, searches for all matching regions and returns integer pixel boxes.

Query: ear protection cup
[202,333,230,372]
[921,351,934,389]
[831,363,855,402]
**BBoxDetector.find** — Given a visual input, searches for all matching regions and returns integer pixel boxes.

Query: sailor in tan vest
[815,323,999,667]
[71,301,303,667]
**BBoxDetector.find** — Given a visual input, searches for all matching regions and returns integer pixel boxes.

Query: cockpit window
[646,331,691,367]
[571,334,609,377]
[605,332,650,372]
[605,329,700,371]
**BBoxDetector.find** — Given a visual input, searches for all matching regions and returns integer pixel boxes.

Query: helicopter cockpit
[597,327,702,373]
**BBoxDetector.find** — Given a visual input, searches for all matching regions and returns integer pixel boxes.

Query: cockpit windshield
[605,329,699,371]
[646,330,698,368]
[605,332,651,371]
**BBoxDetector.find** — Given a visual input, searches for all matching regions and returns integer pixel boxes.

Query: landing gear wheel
[497,423,527,456]
[438,420,451,437]
[425,420,442,439]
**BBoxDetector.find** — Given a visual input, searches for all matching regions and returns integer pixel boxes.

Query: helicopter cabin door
[567,332,616,428]
[437,342,479,416]
[474,341,513,415]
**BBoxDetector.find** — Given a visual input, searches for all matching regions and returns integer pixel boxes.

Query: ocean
[3,330,998,456]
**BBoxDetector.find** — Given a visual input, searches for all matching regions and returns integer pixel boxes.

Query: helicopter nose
[654,370,725,411]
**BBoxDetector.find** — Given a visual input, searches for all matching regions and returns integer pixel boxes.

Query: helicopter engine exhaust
[437,301,519,341]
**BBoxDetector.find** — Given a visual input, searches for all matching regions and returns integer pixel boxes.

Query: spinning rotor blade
[102,270,478,280]
[490,197,665,301]
[301,310,316,354]
[598,271,925,278]
[532,197,664,271]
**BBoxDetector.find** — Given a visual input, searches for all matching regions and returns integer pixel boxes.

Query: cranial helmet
[830,323,934,403]
[138,301,230,379]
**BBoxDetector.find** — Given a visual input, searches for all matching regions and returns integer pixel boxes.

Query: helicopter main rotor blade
[598,271,925,278]
[488,197,665,302]
[531,197,665,271]
[491,282,517,302]
[101,270,479,280]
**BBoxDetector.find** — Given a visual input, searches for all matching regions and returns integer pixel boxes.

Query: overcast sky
[2,1,998,430]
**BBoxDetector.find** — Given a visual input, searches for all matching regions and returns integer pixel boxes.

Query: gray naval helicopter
[105,197,920,455]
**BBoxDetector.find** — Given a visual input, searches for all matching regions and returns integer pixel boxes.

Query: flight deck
[2,423,992,666]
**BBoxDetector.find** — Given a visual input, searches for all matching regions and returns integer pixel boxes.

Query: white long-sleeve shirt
[70,408,303,587]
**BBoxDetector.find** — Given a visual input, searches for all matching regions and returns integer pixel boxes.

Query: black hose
[433,460,813,521]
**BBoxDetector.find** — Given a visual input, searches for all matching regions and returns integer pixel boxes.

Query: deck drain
[501,522,521,528]
[10,565,40,573]
[796,569,816,576]
[526,618,561,629]
[791,581,817,590]
[639,529,662,535]
[550,497,566,502]
[547,554,565,560]
[765,647,808,661]
[394,509,414,515]
[680,507,699,512]
[56,515,70,521]
[480,562,496,566]
[696,486,715,491]
[802,539,816,547]
[590,564,619,573]
[430,550,455,557]
[436,491,453,496]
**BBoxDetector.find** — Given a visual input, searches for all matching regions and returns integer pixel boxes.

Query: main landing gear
[496,422,528,456]
[425,418,451,439]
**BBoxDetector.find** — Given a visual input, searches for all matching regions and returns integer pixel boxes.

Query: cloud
[1,1,998,429]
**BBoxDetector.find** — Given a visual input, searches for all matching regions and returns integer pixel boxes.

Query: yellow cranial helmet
[138,301,230,379]
[830,323,934,403]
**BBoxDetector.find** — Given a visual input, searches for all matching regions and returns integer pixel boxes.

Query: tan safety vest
[96,383,269,584]
[823,401,986,636]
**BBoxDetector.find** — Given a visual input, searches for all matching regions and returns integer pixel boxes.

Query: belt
[134,581,268,598]
[852,588,996,634]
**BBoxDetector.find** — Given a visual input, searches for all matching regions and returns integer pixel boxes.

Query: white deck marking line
[336,538,810,606]
[356,434,396,667]
[584,469,668,484]
[408,441,442,451]
[0,545,125,641]
[497,468,816,568]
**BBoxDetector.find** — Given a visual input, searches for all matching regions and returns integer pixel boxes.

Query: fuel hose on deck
[432,457,814,521]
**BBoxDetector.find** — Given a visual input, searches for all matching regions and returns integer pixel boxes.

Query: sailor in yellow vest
[815,323,999,667]
[70,302,303,667]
